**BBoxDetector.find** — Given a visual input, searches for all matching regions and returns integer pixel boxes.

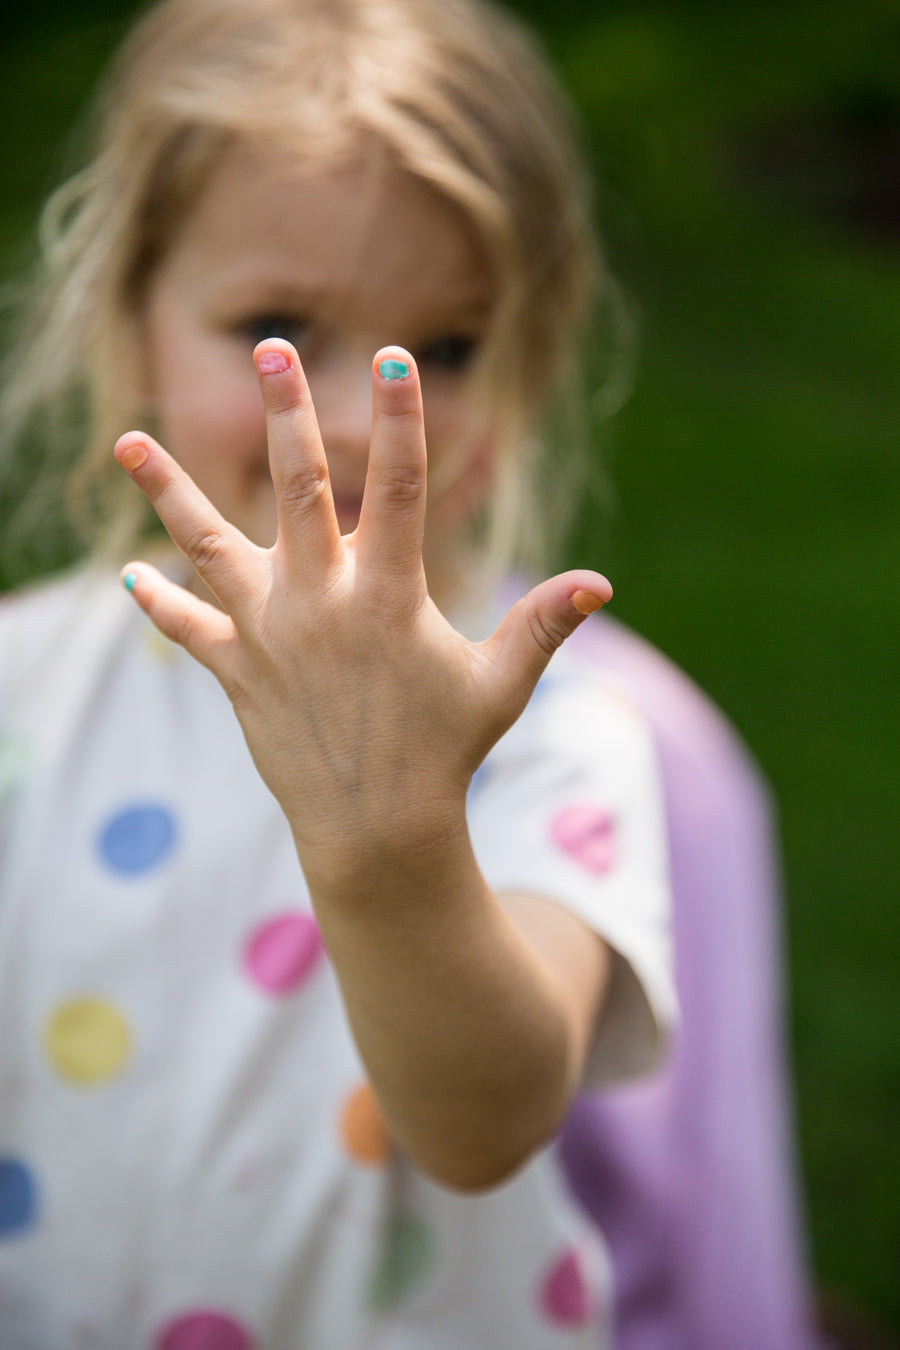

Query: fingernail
[256,349,291,375]
[379,358,410,381]
[119,443,148,472]
[122,571,138,593]
[572,589,606,616]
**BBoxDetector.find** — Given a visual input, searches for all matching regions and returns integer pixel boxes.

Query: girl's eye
[239,315,310,349]
[416,334,478,373]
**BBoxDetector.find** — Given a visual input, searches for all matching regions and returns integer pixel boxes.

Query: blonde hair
[0,0,616,589]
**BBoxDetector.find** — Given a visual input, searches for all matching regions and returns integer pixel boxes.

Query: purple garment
[556,612,824,1350]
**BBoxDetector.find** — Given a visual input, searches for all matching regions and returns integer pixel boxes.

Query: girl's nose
[310,354,373,463]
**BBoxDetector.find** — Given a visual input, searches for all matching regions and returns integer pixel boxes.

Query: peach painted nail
[118,443,148,472]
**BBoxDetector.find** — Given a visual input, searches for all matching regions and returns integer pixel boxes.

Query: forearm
[298,814,590,1191]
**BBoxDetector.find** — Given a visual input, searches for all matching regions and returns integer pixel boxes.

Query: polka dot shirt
[0,569,674,1348]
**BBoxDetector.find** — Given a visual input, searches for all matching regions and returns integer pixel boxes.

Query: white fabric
[0,567,674,1349]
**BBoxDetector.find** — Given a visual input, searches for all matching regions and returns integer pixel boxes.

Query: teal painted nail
[122,571,137,593]
[379,358,410,381]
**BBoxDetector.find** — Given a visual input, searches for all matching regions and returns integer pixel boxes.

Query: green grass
[558,3,900,1330]
[1,0,898,1335]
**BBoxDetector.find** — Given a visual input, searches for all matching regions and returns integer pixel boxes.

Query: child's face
[139,145,497,551]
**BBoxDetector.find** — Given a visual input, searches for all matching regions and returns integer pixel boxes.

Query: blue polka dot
[97,804,178,875]
[0,1158,39,1237]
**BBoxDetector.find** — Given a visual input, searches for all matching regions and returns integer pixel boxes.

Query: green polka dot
[0,731,33,800]
[368,1212,436,1310]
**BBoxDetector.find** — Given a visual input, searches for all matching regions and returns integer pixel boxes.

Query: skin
[115,149,613,1190]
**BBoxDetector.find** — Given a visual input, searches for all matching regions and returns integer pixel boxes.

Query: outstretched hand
[115,341,614,1184]
[114,340,611,868]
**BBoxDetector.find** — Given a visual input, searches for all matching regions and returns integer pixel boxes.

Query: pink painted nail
[256,349,291,375]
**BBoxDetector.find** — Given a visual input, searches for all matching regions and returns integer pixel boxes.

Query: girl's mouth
[330,493,364,534]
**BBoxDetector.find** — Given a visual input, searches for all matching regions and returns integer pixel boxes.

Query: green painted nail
[122,571,137,593]
[379,358,410,381]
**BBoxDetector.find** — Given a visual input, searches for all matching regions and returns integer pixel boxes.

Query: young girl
[0,1,818,1348]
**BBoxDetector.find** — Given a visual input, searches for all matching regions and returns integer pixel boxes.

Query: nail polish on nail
[572,590,605,616]
[379,358,410,381]
[122,571,138,593]
[119,443,148,472]
[256,349,291,375]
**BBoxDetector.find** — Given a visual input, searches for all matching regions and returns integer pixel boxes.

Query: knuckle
[184,527,230,572]
[375,469,425,509]
[220,663,251,710]
[277,461,330,514]
[164,606,200,651]
[526,604,568,658]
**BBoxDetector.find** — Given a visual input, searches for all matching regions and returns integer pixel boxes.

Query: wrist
[293,793,472,909]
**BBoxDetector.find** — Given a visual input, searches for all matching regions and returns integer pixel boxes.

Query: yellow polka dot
[340,1082,391,1166]
[143,625,178,663]
[44,998,131,1085]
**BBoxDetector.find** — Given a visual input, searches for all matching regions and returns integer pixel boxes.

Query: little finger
[119,562,238,681]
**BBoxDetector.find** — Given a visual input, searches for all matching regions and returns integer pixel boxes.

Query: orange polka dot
[340,1083,391,1166]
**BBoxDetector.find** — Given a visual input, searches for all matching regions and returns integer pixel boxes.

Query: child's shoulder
[488,573,769,800]
[567,609,767,788]
[0,566,123,693]
[0,566,97,627]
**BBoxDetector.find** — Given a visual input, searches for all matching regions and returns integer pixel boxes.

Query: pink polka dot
[538,1246,597,1327]
[242,911,323,995]
[549,804,616,875]
[154,1309,255,1350]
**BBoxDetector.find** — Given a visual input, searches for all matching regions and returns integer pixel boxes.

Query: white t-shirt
[0,567,675,1350]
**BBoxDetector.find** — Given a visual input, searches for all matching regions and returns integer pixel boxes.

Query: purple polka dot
[154,1310,255,1350]
[0,1157,39,1237]
[549,804,616,875]
[538,1246,596,1327]
[242,911,323,995]
[97,803,177,875]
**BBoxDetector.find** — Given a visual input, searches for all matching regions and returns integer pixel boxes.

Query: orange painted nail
[118,442,148,472]
[572,589,606,616]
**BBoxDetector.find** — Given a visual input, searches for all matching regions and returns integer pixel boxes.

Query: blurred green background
[1,0,898,1340]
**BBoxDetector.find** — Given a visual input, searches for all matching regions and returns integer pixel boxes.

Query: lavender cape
[556,612,825,1350]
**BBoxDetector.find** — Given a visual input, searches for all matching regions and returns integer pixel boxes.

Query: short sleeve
[466,663,677,1086]
[0,569,122,853]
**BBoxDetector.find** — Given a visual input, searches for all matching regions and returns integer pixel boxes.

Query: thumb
[483,570,613,717]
